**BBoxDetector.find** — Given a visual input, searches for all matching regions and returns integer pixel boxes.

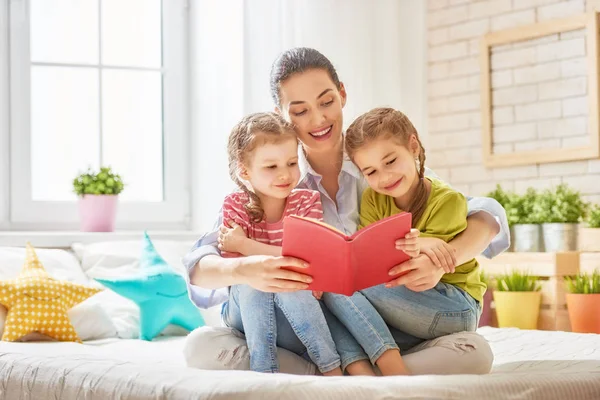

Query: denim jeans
[323,282,480,364]
[224,285,368,373]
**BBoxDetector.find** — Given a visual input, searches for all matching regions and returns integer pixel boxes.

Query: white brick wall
[427,0,599,201]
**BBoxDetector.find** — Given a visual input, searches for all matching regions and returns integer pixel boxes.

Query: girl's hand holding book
[395,229,420,258]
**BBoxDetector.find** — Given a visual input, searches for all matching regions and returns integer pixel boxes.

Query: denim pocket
[428,309,477,338]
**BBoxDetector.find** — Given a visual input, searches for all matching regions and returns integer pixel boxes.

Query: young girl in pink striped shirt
[217,112,343,375]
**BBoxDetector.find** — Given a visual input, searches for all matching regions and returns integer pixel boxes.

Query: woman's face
[277,69,346,155]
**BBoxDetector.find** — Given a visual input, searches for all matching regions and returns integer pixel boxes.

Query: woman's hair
[270,47,341,105]
[227,112,297,224]
[345,108,429,227]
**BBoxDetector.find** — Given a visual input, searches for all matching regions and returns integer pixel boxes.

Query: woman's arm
[453,211,500,266]
[190,254,312,292]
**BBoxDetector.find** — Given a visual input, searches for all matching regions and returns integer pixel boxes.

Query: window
[7,0,189,230]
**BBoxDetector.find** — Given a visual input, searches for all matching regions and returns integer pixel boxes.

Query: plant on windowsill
[73,167,125,232]
[578,204,600,252]
[565,271,600,333]
[532,184,589,252]
[493,271,542,330]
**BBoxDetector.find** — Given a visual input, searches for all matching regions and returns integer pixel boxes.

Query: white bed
[1,327,599,400]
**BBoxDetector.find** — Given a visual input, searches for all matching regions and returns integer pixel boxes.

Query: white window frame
[0,0,10,230]
[7,0,190,231]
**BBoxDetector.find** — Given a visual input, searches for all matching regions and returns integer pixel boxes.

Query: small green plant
[507,188,541,225]
[496,271,541,292]
[532,184,588,224]
[73,166,124,196]
[486,185,526,226]
[565,271,600,294]
[586,204,600,228]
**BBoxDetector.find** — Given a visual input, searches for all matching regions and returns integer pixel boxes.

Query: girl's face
[352,135,420,199]
[241,135,301,200]
[277,69,346,154]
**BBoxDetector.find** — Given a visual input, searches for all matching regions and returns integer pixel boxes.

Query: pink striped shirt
[221,189,323,257]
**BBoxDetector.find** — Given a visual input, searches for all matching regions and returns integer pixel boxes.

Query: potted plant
[73,166,124,232]
[509,189,543,252]
[565,271,600,333]
[478,271,494,327]
[533,184,588,252]
[579,204,600,252]
[493,271,542,329]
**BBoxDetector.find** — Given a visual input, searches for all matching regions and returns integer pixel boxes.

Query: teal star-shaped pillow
[95,232,205,341]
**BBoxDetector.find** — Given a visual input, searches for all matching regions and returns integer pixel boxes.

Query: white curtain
[190,0,426,231]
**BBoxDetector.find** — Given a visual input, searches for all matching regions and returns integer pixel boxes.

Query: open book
[281,212,412,296]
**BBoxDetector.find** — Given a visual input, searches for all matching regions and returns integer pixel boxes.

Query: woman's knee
[183,326,250,370]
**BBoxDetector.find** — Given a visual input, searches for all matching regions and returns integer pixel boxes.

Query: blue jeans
[224,285,368,373]
[323,282,480,364]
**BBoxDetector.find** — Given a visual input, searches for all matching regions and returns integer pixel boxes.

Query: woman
[183,48,509,375]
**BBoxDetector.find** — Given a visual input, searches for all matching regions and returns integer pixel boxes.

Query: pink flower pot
[479,289,493,327]
[79,195,118,232]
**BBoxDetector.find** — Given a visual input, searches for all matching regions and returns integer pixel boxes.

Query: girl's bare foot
[321,367,344,376]
[346,359,376,376]
[376,349,410,375]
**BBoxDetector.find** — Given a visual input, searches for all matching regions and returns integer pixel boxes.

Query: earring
[415,157,421,171]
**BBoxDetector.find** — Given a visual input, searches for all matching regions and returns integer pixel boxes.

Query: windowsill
[0,230,203,248]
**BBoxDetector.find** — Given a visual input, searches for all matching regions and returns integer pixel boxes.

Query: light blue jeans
[323,282,480,364]
[224,285,367,373]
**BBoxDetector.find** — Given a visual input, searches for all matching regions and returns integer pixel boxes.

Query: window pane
[101,0,162,68]
[31,67,100,201]
[102,69,163,202]
[30,0,99,64]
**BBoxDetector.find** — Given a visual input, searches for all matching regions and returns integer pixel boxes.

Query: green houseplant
[532,184,588,252]
[493,271,542,329]
[579,204,600,251]
[73,167,124,232]
[487,185,542,252]
[565,271,600,333]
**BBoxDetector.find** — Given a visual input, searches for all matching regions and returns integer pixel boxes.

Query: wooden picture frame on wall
[480,12,600,168]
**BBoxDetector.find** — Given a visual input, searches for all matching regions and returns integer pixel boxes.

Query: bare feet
[346,359,376,376]
[375,349,410,376]
[321,367,344,376]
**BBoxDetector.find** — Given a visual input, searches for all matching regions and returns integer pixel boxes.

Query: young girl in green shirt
[322,107,485,375]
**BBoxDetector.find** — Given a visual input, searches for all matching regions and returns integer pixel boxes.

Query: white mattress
[1,327,599,400]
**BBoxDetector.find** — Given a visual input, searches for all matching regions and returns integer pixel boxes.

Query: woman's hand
[417,237,457,273]
[387,255,445,292]
[235,255,314,293]
[395,229,420,258]
[218,222,248,254]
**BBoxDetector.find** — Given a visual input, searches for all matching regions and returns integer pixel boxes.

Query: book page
[351,212,412,292]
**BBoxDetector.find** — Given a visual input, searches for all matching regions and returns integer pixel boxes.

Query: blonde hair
[227,112,297,224]
[345,107,428,227]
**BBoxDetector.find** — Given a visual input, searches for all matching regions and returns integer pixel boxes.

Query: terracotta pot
[566,293,600,333]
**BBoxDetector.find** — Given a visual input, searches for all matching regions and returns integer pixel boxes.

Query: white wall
[189,0,427,231]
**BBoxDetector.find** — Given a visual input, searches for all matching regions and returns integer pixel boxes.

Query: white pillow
[0,247,90,283]
[72,239,211,339]
[0,247,117,341]
[72,240,195,278]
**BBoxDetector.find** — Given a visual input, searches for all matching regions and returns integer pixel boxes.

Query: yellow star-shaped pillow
[0,243,102,342]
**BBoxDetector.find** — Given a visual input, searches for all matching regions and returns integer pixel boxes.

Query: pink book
[281,212,412,296]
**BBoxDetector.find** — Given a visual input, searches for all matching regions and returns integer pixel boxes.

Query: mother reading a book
[183,48,509,375]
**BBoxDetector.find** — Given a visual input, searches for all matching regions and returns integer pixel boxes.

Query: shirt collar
[298,144,362,183]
